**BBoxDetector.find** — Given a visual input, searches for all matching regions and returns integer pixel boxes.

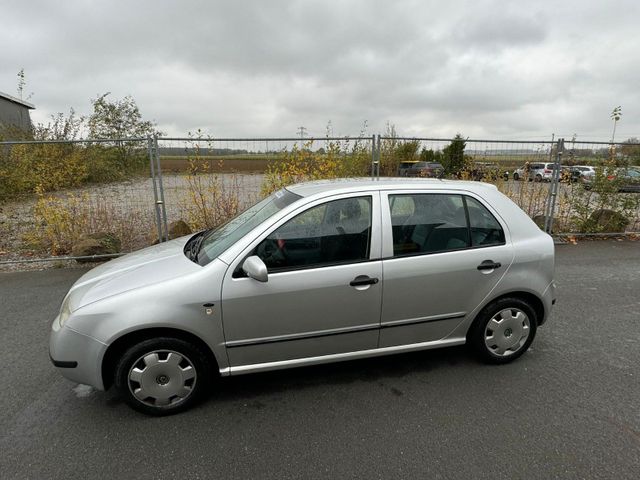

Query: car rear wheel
[513,172,519,181]
[468,298,538,364]
[114,337,213,415]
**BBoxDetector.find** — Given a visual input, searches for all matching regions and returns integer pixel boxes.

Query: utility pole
[610,106,622,143]
[297,126,307,149]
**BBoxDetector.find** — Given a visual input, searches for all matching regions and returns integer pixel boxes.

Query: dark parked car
[404,161,444,178]
[560,166,582,183]
[582,167,640,192]
[398,161,418,176]
[618,168,640,192]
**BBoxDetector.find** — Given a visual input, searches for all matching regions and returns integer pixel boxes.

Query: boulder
[588,209,629,232]
[72,232,121,262]
[149,220,193,245]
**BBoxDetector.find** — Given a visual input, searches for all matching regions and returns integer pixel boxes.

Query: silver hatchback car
[50,178,556,415]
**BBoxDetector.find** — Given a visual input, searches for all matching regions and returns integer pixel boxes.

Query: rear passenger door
[379,191,514,347]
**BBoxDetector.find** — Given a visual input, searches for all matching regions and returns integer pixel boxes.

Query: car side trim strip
[225,312,466,349]
[380,312,466,329]
[225,323,380,348]
[222,337,467,375]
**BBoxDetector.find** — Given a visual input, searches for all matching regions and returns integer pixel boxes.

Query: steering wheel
[256,235,288,267]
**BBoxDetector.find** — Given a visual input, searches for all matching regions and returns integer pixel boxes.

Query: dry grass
[177,159,249,231]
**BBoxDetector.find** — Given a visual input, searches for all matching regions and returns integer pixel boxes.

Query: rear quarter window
[464,196,505,247]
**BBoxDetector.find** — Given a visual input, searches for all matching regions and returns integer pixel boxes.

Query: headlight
[58,296,72,327]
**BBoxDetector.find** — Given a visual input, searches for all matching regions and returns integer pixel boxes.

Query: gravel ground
[0,173,264,271]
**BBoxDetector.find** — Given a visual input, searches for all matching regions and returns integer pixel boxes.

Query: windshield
[193,188,301,266]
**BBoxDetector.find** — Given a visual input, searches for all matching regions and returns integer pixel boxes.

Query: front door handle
[477,260,502,271]
[350,275,379,287]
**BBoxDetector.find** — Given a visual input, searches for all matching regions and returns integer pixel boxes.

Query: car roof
[285,177,498,197]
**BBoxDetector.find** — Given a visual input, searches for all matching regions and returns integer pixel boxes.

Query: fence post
[370,134,376,179]
[376,134,381,178]
[153,134,169,242]
[544,138,564,233]
[147,136,165,243]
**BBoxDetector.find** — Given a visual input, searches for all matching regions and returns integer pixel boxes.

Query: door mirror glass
[242,256,268,282]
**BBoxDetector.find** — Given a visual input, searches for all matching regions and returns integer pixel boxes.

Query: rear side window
[255,196,372,272]
[464,196,505,247]
[388,193,505,256]
[389,194,470,256]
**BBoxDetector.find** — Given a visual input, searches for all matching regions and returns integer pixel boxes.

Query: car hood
[67,236,201,311]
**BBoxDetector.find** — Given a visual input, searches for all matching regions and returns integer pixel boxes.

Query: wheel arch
[101,327,220,390]
[468,291,545,339]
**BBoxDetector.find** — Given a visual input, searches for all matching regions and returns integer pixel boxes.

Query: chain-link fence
[1,134,638,267]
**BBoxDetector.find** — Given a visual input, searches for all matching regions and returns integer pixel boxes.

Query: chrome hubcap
[128,350,197,407]
[484,308,530,357]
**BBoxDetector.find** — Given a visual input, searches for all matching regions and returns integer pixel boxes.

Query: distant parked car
[398,161,418,176]
[404,161,444,178]
[511,166,526,181]
[50,178,556,415]
[617,168,640,192]
[526,163,559,182]
[573,165,596,181]
[560,166,582,183]
[509,163,558,182]
[581,167,640,192]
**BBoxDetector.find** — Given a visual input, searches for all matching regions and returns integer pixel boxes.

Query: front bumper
[49,315,108,390]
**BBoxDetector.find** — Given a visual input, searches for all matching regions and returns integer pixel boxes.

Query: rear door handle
[350,275,379,286]
[477,260,502,271]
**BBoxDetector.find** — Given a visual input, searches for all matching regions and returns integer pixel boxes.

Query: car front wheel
[513,172,519,181]
[468,298,538,364]
[114,337,213,415]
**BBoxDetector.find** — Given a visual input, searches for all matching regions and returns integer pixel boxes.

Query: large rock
[588,209,629,232]
[149,220,193,245]
[71,232,122,262]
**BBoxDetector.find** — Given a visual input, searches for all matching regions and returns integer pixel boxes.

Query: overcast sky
[2,0,639,141]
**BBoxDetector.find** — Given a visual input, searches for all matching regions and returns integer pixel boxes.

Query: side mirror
[242,256,268,282]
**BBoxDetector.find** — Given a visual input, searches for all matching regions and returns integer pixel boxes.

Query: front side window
[196,189,301,265]
[255,196,372,272]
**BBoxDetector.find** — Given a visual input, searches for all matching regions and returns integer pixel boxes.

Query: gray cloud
[2,0,639,140]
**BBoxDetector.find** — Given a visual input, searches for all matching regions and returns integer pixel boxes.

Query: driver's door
[220,193,382,370]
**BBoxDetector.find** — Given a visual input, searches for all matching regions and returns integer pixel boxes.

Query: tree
[87,93,157,169]
[442,134,467,175]
[419,147,442,163]
[395,140,420,163]
[88,93,156,139]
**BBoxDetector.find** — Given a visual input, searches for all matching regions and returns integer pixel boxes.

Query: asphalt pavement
[1,240,639,479]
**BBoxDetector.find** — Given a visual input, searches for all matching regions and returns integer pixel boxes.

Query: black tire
[114,337,213,416]
[468,297,538,364]
[513,172,519,181]
[535,174,542,182]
